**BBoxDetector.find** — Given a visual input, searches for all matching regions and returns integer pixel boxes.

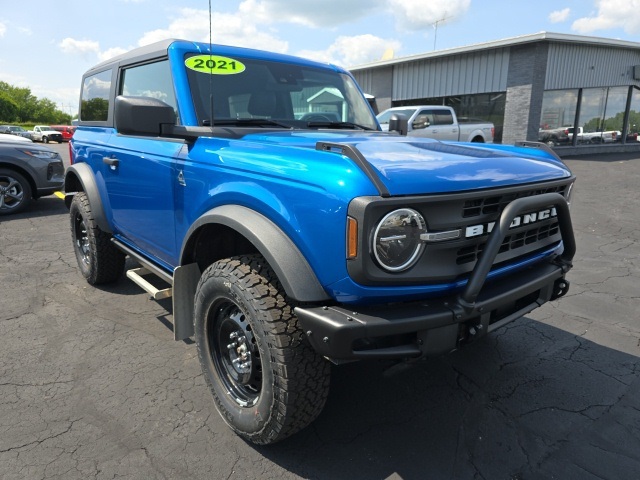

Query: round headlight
[373,208,426,272]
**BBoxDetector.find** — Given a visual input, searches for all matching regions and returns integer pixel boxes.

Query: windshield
[185,54,378,130]
[376,108,418,125]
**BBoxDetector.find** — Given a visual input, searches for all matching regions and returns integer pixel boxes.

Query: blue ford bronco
[65,39,576,444]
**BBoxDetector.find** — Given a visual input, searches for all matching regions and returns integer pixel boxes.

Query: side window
[120,60,178,118]
[435,111,454,125]
[80,69,112,122]
[419,110,436,125]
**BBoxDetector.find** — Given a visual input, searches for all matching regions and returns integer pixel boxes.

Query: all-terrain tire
[194,254,331,445]
[69,192,125,284]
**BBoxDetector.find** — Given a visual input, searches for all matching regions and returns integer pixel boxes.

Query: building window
[540,90,578,131]
[578,86,627,143]
[625,87,640,142]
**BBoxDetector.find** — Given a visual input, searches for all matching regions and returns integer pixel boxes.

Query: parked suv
[65,39,576,445]
[0,142,64,214]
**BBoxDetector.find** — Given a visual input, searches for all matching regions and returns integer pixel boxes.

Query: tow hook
[551,278,570,300]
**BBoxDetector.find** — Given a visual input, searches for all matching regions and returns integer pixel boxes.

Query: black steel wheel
[0,169,31,215]
[69,192,125,284]
[194,254,330,445]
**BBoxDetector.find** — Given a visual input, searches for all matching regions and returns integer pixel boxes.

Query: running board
[126,267,173,300]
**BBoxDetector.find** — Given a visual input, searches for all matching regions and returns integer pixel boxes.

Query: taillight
[68,141,74,165]
[491,127,495,139]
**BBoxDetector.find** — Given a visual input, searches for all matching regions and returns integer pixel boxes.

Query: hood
[240,130,571,196]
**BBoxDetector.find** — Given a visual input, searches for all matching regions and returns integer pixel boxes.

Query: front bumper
[295,193,575,361]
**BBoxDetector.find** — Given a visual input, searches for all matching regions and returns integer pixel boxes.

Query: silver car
[0,125,33,140]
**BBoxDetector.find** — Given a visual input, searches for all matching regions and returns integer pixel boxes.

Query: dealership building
[350,32,640,154]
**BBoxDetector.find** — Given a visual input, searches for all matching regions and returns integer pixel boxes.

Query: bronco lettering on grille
[465,207,557,238]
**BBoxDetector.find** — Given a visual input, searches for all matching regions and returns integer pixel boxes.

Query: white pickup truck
[539,126,621,145]
[30,125,64,143]
[377,105,494,143]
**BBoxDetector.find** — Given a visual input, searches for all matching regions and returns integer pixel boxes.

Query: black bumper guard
[295,193,576,361]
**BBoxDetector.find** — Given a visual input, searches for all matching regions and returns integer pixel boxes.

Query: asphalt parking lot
[0,142,639,480]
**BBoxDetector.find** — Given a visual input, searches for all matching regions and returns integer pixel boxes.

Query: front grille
[462,184,568,218]
[456,221,560,265]
[347,177,574,286]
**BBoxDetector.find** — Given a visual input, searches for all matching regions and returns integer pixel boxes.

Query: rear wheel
[69,192,125,284]
[194,254,330,445]
[0,169,31,215]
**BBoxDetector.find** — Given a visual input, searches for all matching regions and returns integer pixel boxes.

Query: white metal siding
[392,48,510,100]
[546,43,640,89]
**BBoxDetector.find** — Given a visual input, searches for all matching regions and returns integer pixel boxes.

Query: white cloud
[238,0,383,28]
[572,0,640,34]
[297,35,402,68]
[58,38,101,56]
[549,8,570,23]
[0,22,6,37]
[137,8,288,53]
[388,0,471,31]
[99,47,130,62]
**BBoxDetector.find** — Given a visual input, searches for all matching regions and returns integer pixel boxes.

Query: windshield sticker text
[185,55,246,75]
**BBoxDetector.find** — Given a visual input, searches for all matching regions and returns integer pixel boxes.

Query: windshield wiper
[306,121,375,131]
[212,118,294,129]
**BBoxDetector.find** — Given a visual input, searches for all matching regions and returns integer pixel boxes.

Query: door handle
[103,157,119,168]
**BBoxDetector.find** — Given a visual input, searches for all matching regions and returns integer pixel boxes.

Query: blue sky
[1,0,639,117]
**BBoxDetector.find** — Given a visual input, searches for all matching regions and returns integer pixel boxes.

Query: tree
[0,91,18,122]
[0,81,71,124]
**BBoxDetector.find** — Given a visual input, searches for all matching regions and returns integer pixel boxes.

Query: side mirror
[412,114,430,130]
[388,113,408,136]
[115,95,176,136]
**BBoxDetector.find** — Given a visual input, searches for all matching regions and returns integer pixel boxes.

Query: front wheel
[194,254,330,445]
[69,192,125,284]
[42,136,49,143]
[0,169,31,215]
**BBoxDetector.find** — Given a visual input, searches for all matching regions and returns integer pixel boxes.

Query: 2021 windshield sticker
[185,55,246,75]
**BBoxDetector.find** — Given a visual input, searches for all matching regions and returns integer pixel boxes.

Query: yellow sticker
[185,55,246,75]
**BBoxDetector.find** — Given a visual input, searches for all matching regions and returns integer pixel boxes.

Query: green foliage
[0,81,72,124]
[0,91,18,121]
[80,98,109,122]
[582,109,640,134]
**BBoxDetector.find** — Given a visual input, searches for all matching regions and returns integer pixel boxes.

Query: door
[103,58,182,268]
[102,137,183,268]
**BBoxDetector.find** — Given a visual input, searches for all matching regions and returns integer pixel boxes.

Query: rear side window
[80,69,112,121]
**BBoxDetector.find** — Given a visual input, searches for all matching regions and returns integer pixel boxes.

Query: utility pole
[432,14,452,50]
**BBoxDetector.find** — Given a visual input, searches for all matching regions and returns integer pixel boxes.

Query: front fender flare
[181,205,330,303]
[64,163,111,233]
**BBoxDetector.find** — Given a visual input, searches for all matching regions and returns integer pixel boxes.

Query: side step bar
[112,238,197,341]
[111,238,174,300]
[126,267,173,300]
